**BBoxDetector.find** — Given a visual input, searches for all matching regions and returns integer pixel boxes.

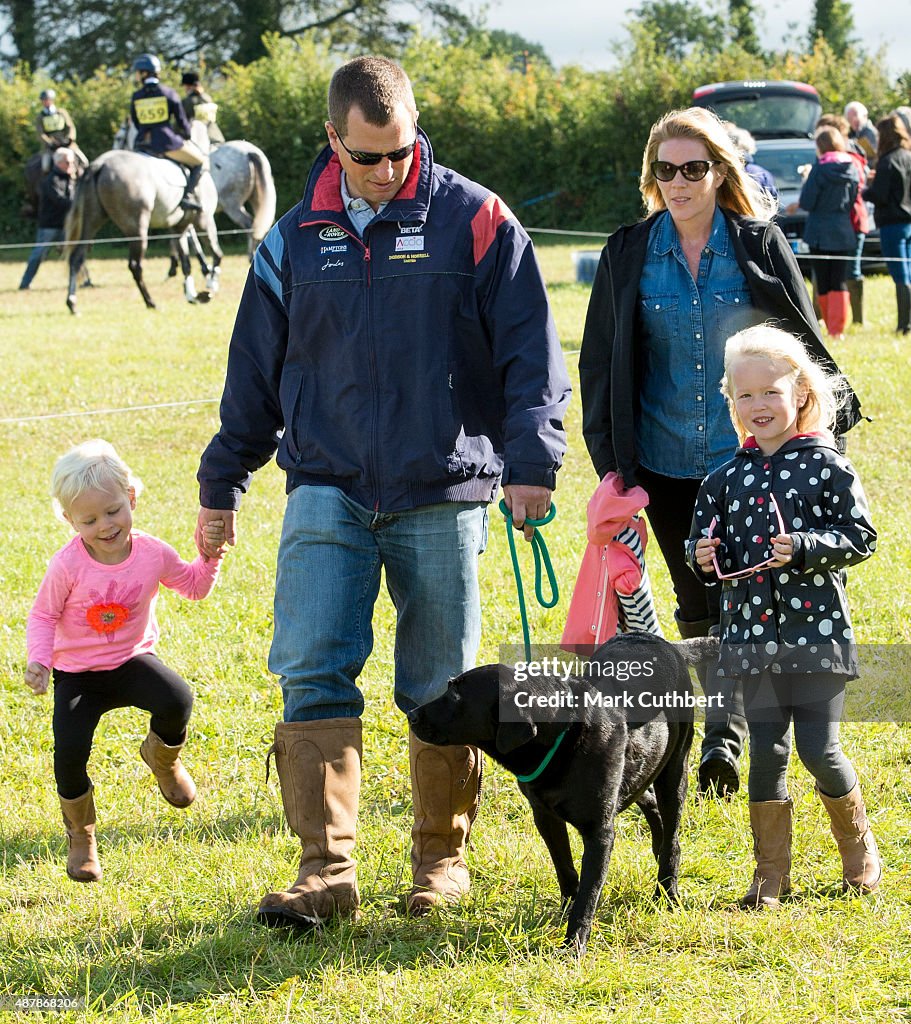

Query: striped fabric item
[614,520,664,637]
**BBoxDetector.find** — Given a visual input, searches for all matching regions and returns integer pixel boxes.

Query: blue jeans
[849,232,865,281]
[20,227,64,288]
[269,485,489,722]
[880,221,911,285]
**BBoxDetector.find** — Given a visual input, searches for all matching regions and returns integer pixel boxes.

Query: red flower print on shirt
[86,579,143,642]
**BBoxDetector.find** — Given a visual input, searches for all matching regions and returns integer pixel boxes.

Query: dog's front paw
[653,880,681,905]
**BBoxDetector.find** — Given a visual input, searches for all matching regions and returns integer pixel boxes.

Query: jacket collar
[737,433,838,458]
[299,126,433,228]
[651,204,730,258]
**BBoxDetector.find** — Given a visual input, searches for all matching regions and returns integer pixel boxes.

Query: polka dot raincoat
[686,434,876,677]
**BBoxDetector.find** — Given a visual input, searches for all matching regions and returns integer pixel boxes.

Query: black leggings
[636,467,721,625]
[810,248,851,294]
[743,672,856,801]
[52,654,193,799]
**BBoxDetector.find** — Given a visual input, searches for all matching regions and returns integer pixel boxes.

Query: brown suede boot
[817,783,882,893]
[739,799,792,910]
[60,786,102,882]
[140,730,197,807]
[406,732,481,915]
[257,718,361,928]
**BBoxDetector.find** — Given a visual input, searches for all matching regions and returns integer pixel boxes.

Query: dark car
[692,80,821,138]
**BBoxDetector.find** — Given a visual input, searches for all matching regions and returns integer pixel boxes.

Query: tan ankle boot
[60,786,102,882]
[140,730,197,807]
[257,718,361,928]
[740,799,792,910]
[817,783,882,893]
[406,732,481,915]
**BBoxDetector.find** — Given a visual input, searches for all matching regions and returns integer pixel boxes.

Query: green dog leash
[498,498,567,784]
[498,498,559,661]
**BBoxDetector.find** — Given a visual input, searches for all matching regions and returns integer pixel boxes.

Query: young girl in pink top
[25,440,226,882]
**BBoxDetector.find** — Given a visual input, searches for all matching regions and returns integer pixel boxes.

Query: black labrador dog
[408,631,717,953]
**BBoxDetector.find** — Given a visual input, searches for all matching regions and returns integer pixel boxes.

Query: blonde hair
[51,439,143,520]
[640,107,778,220]
[721,325,847,444]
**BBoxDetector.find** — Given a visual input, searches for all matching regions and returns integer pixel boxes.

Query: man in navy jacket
[195,56,570,929]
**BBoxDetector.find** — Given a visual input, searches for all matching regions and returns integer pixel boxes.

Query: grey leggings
[743,672,857,802]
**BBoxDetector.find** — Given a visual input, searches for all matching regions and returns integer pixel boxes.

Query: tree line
[1,11,907,242]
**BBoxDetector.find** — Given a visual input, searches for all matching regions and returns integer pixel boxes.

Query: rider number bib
[134,96,169,125]
[42,113,67,132]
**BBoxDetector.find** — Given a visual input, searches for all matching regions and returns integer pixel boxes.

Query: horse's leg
[188,224,210,277]
[67,243,90,315]
[127,229,156,309]
[202,214,223,295]
[177,232,199,303]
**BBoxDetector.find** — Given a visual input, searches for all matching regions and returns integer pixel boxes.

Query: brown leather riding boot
[140,730,197,807]
[257,718,361,928]
[817,783,882,893]
[406,732,481,915]
[60,786,102,882]
[739,799,792,910]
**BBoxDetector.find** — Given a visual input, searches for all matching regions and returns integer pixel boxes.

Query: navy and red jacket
[198,129,571,512]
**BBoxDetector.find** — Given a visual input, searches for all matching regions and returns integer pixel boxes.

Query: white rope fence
[0,398,220,426]
[0,227,253,251]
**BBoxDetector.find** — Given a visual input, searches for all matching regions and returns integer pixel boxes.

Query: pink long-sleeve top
[26,530,222,672]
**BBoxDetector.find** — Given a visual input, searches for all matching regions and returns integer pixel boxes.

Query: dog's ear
[496,720,537,754]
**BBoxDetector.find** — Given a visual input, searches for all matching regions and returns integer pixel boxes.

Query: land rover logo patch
[319,226,348,241]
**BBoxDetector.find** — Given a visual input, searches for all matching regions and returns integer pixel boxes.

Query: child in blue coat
[687,324,881,909]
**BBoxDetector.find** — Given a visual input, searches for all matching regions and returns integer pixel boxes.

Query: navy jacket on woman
[799,155,859,252]
[198,128,570,513]
[579,209,862,489]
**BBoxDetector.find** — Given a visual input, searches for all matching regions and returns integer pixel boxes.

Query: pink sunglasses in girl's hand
[707,494,787,581]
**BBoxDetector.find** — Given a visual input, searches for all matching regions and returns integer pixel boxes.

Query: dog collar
[515,728,569,783]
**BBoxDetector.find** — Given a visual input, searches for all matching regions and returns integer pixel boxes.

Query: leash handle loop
[498,498,559,661]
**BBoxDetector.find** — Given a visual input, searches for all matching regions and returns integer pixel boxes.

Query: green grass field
[1,240,910,1022]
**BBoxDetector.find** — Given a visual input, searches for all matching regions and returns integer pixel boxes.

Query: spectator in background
[794,126,859,341]
[725,123,778,202]
[817,113,870,326]
[19,147,78,291]
[864,115,911,335]
[844,102,878,163]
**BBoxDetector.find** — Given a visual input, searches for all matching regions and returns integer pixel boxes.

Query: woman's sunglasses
[331,125,417,166]
[707,494,787,580]
[650,159,719,182]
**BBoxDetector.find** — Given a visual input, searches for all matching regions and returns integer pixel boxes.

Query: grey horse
[65,124,222,313]
[115,121,276,252]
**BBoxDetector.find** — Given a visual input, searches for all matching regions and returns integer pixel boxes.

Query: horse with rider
[130,53,209,211]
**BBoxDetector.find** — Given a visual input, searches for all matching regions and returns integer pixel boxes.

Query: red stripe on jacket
[471,194,513,266]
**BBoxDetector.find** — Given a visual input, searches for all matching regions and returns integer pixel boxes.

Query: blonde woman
[579,107,862,798]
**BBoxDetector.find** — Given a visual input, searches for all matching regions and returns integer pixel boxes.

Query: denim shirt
[637,206,754,479]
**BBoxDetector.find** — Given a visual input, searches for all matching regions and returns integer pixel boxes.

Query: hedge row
[1,33,905,243]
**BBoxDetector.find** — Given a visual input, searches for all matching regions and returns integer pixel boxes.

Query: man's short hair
[327,56,416,138]
[844,101,867,120]
[53,147,75,167]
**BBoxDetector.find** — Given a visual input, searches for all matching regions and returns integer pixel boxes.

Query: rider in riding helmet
[180,71,225,146]
[130,53,208,211]
[35,88,88,172]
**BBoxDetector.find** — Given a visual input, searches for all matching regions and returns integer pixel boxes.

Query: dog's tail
[674,636,720,667]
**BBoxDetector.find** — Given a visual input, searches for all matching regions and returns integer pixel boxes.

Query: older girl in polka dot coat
[687,324,881,910]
